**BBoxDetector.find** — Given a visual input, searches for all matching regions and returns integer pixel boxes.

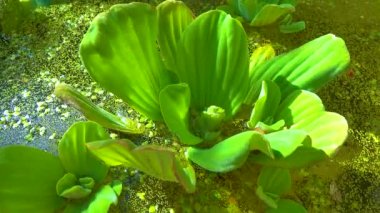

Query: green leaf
[248,80,281,128]
[279,20,305,33]
[56,173,94,199]
[250,4,295,27]
[0,146,65,212]
[80,3,172,120]
[157,0,193,72]
[249,45,276,76]
[87,139,196,193]
[266,199,307,213]
[256,185,279,209]
[264,129,309,157]
[187,131,274,172]
[275,90,348,155]
[159,83,202,145]
[247,34,350,102]
[291,112,348,156]
[275,90,325,127]
[64,181,122,213]
[175,10,249,118]
[250,146,328,168]
[59,121,109,182]
[54,83,144,134]
[257,167,291,196]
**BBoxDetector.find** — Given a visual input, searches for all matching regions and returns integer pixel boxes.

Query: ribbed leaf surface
[247,34,350,103]
[80,3,171,120]
[176,10,249,118]
[157,0,193,72]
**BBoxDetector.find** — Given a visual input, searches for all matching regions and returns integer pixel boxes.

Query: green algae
[0,0,379,212]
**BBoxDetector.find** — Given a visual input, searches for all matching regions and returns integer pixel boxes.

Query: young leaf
[80,3,172,121]
[187,131,274,172]
[175,10,249,118]
[249,45,276,76]
[246,34,350,103]
[159,83,202,145]
[87,139,196,193]
[59,121,109,182]
[64,180,122,213]
[0,146,65,212]
[157,0,193,72]
[54,83,144,134]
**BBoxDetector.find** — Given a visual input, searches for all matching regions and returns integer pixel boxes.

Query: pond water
[0,0,379,212]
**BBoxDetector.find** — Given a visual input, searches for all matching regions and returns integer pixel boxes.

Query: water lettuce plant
[219,0,305,33]
[54,0,350,209]
[0,122,121,212]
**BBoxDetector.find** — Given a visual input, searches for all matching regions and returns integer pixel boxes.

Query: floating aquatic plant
[52,0,350,210]
[219,0,305,33]
[0,122,121,212]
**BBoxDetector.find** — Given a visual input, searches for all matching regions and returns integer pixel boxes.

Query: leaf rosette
[55,0,350,184]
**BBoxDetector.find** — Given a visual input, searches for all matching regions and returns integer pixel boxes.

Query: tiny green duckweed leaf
[157,0,193,72]
[0,146,65,212]
[80,3,172,120]
[159,83,202,145]
[266,199,307,213]
[54,83,144,134]
[87,139,196,192]
[59,121,109,182]
[175,10,249,118]
[187,131,273,172]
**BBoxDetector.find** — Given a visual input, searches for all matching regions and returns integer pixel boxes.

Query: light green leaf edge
[246,34,350,104]
[79,3,172,121]
[157,0,193,72]
[59,121,109,182]
[250,4,295,27]
[87,139,196,193]
[54,83,144,134]
[159,83,202,145]
[0,146,65,213]
[187,131,274,172]
[175,10,249,118]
